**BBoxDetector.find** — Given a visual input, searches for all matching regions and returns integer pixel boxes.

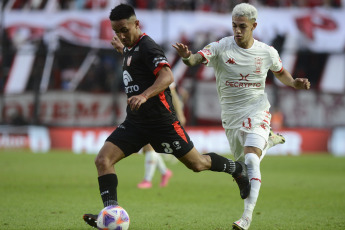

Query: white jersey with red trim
[198,36,283,129]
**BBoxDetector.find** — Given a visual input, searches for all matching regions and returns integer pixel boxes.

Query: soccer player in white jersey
[173,3,310,230]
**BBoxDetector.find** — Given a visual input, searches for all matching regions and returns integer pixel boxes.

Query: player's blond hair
[232,3,258,21]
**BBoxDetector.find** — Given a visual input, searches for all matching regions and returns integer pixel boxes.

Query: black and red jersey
[121,34,176,125]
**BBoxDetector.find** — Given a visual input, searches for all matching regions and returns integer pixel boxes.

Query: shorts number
[161,142,173,153]
[242,118,252,129]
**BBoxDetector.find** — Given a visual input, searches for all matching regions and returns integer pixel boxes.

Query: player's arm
[128,66,174,111]
[170,86,186,126]
[172,43,204,66]
[111,35,124,54]
[273,69,311,90]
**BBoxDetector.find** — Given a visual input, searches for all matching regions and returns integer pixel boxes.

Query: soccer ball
[97,205,130,230]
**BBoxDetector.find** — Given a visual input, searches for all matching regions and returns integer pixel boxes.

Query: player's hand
[127,94,147,111]
[293,78,311,90]
[111,35,124,53]
[172,43,192,59]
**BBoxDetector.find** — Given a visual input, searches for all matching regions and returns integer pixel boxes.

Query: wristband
[140,94,148,100]
[182,55,191,61]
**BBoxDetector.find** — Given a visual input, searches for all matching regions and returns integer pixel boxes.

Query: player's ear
[135,20,140,29]
[252,22,257,31]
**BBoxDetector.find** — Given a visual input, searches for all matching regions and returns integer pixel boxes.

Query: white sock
[244,153,261,220]
[156,153,167,175]
[144,150,158,181]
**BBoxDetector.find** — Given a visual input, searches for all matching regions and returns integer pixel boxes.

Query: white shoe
[268,129,285,148]
[232,216,251,230]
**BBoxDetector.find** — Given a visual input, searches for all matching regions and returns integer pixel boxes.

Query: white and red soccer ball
[97,205,130,230]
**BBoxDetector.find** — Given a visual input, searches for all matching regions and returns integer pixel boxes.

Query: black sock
[204,152,236,174]
[98,174,118,207]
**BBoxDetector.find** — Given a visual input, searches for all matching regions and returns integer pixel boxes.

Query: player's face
[232,16,257,48]
[111,17,141,47]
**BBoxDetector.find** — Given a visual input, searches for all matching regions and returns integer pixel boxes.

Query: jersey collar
[126,33,147,50]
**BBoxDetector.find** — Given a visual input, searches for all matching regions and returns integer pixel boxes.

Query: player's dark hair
[109,4,136,21]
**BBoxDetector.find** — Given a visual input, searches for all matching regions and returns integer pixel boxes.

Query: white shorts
[225,110,271,161]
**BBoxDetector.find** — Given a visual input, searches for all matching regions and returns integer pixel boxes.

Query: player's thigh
[225,128,245,161]
[149,121,194,158]
[96,141,126,166]
[106,120,148,157]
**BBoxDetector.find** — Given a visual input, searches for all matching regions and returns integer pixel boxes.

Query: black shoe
[83,214,98,228]
[232,161,251,199]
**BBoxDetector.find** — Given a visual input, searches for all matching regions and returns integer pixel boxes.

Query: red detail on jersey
[263,119,269,124]
[172,121,188,143]
[260,124,267,130]
[272,67,284,74]
[254,57,263,73]
[226,58,236,64]
[239,74,249,81]
[153,62,171,76]
[200,49,212,56]
[127,33,147,49]
[197,51,208,64]
[159,92,171,112]
[251,178,262,183]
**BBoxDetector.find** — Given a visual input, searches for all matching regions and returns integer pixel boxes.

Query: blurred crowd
[3,0,343,11]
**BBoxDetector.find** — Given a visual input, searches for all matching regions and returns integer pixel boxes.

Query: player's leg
[83,141,125,228]
[138,144,157,188]
[145,144,173,187]
[233,133,265,230]
[178,147,250,199]
[138,144,173,188]
[83,120,146,228]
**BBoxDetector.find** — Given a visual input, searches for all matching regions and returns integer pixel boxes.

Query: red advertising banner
[48,127,331,155]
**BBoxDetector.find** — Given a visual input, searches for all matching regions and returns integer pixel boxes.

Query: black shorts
[106,119,194,158]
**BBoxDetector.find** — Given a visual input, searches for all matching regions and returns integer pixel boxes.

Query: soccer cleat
[137,180,152,189]
[232,216,252,230]
[83,213,98,228]
[268,129,285,148]
[160,169,173,187]
[232,161,251,199]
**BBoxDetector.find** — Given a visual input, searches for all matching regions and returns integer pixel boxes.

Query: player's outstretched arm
[274,69,311,90]
[172,43,204,66]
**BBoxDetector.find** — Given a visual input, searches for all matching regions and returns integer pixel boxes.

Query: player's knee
[245,153,260,166]
[95,154,110,171]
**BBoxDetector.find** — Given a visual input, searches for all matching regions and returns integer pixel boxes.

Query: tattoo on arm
[183,53,204,66]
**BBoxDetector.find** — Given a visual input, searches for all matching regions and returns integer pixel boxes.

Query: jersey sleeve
[269,46,283,73]
[142,39,171,76]
[197,41,221,67]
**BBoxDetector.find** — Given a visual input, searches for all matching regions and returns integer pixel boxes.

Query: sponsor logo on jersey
[254,57,263,73]
[117,124,126,129]
[173,141,181,150]
[239,74,249,81]
[226,58,236,64]
[225,81,261,88]
[134,46,139,52]
[200,49,212,56]
[123,70,140,93]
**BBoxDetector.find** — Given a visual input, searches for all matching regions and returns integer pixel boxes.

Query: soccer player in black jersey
[83,4,250,228]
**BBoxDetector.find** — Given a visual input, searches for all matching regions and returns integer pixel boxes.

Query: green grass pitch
[1,150,345,230]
